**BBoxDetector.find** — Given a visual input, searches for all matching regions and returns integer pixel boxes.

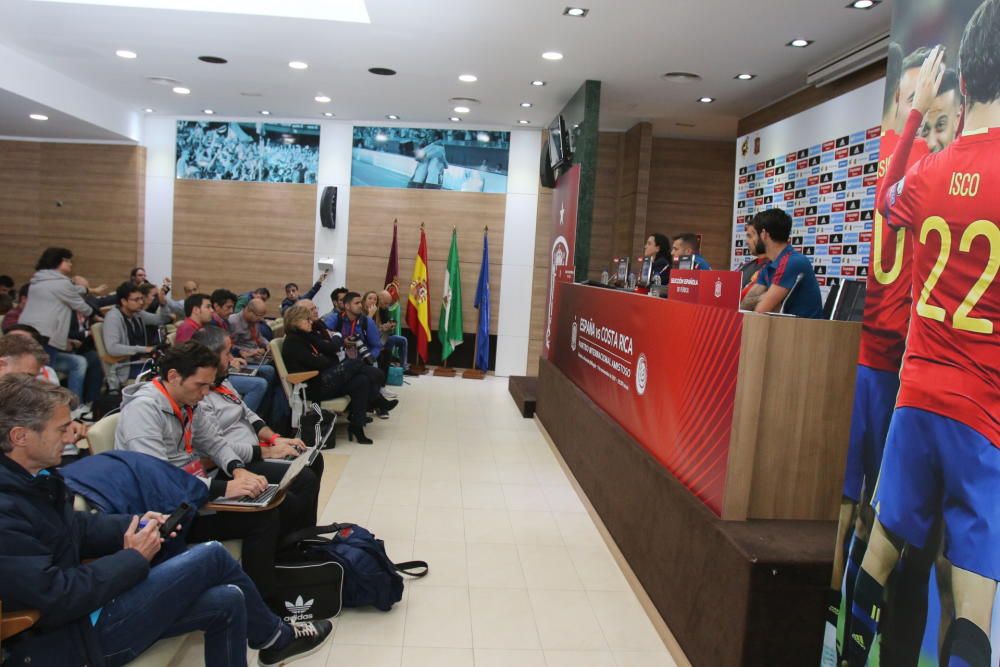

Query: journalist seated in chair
[281,302,397,444]
[103,281,173,384]
[114,341,284,600]
[0,375,332,667]
[322,291,394,418]
[192,326,325,532]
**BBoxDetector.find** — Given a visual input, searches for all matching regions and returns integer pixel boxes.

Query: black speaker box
[320,186,337,229]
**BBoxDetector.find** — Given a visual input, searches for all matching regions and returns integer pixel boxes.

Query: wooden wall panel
[647,138,735,271]
[0,141,144,290]
[527,189,553,375]
[589,132,623,278]
[172,179,316,309]
[345,187,506,335]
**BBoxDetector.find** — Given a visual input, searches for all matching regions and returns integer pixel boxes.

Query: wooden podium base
[432,367,457,377]
[409,363,429,376]
[462,369,486,380]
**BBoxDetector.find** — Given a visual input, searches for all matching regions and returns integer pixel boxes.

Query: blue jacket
[322,312,384,357]
[62,451,207,557]
[0,454,150,666]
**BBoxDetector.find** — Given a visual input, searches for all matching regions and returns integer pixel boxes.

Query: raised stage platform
[536,358,836,666]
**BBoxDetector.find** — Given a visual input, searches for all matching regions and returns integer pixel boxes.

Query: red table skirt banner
[550,283,744,514]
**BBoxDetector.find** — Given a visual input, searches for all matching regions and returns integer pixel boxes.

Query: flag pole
[434,224,459,377]
[463,224,488,380]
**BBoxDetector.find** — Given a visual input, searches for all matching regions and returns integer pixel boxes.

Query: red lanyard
[213,384,242,405]
[152,379,194,454]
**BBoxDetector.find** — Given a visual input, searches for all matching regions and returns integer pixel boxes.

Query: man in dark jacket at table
[0,374,331,666]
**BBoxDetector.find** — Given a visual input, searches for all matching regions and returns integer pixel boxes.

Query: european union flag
[473,232,491,371]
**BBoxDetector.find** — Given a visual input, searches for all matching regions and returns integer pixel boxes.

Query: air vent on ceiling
[240,92,264,97]
[806,31,889,87]
[449,97,481,106]
[147,76,180,86]
[661,72,702,83]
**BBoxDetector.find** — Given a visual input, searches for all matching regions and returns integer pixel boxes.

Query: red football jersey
[858,124,930,371]
[885,128,1000,447]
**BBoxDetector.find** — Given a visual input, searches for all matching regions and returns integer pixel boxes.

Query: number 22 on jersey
[917,216,1000,334]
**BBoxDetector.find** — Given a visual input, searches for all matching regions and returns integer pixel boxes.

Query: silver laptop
[229,346,272,377]
[211,451,311,507]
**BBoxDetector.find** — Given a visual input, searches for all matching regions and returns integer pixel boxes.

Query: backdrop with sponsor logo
[731,80,884,297]
[550,282,743,514]
[821,1,1000,666]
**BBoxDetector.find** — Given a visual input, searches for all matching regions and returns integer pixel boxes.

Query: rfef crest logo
[635,353,648,396]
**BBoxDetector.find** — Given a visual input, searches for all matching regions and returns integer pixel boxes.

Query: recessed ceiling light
[259,110,271,115]
[458,74,478,83]
[322,112,334,117]
[449,116,461,122]
[563,7,589,17]
[542,51,564,61]
[115,49,137,59]
[203,109,215,115]
[517,120,531,125]
[143,107,154,113]
[848,0,878,8]
[172,86,191,95]
[368,67,397,76]
[735,73,756,80]
[29,113,48,121]
[453,106,471,113]
[531,80,546,87]
[315,95,331,103]
[788,39,813,48]
[198,55,227,64]
[386,114,400,120]
[662,72,702,83]
[288,60,308,70]
[520,102,533,108]
[697,97,715,103]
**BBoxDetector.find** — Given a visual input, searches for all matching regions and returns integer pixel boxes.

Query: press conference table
[534,281,861,666]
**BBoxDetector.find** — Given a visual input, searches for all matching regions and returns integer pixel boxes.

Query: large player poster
[824,1,1000,666]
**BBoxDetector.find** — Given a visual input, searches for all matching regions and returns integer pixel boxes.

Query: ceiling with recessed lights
[0,0,889,141]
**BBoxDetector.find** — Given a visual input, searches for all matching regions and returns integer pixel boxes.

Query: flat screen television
[548,115,571,170]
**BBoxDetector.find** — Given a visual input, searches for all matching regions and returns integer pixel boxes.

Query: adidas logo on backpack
[284,595,316,622]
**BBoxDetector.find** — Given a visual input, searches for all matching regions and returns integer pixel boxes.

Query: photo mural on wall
[822,0,1000,665]
[175,121,320,184]
[351,126,510,193]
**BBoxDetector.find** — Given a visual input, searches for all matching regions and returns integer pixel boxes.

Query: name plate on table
[668,270,742,310]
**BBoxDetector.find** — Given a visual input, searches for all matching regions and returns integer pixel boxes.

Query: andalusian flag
[384,221,402,337]
[438,229,464,361]
[406,227,432,362]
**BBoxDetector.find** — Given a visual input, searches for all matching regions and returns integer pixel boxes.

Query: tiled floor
[176,375,679,667]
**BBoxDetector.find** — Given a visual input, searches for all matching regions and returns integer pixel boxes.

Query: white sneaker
[381,388,398,399]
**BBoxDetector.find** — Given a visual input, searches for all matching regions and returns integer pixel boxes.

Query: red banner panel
[550,283,743,514]
[544,165,580,359]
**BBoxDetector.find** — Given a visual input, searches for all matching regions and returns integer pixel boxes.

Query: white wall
[139,116,543,374]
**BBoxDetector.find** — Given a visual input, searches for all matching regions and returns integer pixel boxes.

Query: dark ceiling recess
[368,67,397,76]
[198,55,228,64]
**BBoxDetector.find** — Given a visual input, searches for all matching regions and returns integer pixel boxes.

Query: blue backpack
[280,523,428,611]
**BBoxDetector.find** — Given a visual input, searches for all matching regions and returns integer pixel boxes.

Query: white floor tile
[475,648,548,667]
[400,646,474,667]
[326,644,402,667]
[469,587,541,649]
[508,511,565,546]
[463,508,516,544]
[587,591,665,651]
[613,650,678,667]
[403,586,473,648]
[467,542,526,589]
[419,479,464,508]
[517,544,585,590]
[368,505,419,542]
[460,481,507,510]
[542,485,588,513]
[554,512,606,548]
[503,483,551,511]
[544,650,617,667]
[569,547,630,592]
[529,590,607,650]
[415,506,466,542]
[334,594,408,646]
[375,477,421,506]
[411,540,468,588]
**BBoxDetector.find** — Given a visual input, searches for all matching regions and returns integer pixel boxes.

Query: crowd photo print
[823,0,1000,665]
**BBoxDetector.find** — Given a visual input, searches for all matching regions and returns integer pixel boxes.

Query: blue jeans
[229,374,268,413]
[248,364,288,423]
[385,335,408,368]
[81,349,104,404]
[95,542,286,667]
[45,345,87,401]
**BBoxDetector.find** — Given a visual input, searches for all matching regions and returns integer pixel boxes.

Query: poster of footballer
[823,1,1000,666]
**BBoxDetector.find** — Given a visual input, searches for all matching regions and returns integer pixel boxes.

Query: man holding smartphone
[0,375,332,666]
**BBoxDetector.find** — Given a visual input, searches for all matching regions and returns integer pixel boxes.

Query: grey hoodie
[114,381,243,485]
[101,306,172,384]
[18,270,93,351]
[194,379,267,463]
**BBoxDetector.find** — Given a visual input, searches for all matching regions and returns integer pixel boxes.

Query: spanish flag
[406,226,432,362]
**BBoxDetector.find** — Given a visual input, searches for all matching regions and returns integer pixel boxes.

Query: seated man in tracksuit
[0,374,331,667]
[114,341,283,601]
[322,291,391,417]
[192,326,325,533]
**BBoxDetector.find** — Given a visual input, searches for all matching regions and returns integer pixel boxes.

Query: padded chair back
[165,331,176,345]
[91,322,119,363]
[85,413,120,455]
[269,337,292,401]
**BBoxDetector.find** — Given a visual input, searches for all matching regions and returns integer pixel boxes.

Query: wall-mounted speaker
[320,186,337,229]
